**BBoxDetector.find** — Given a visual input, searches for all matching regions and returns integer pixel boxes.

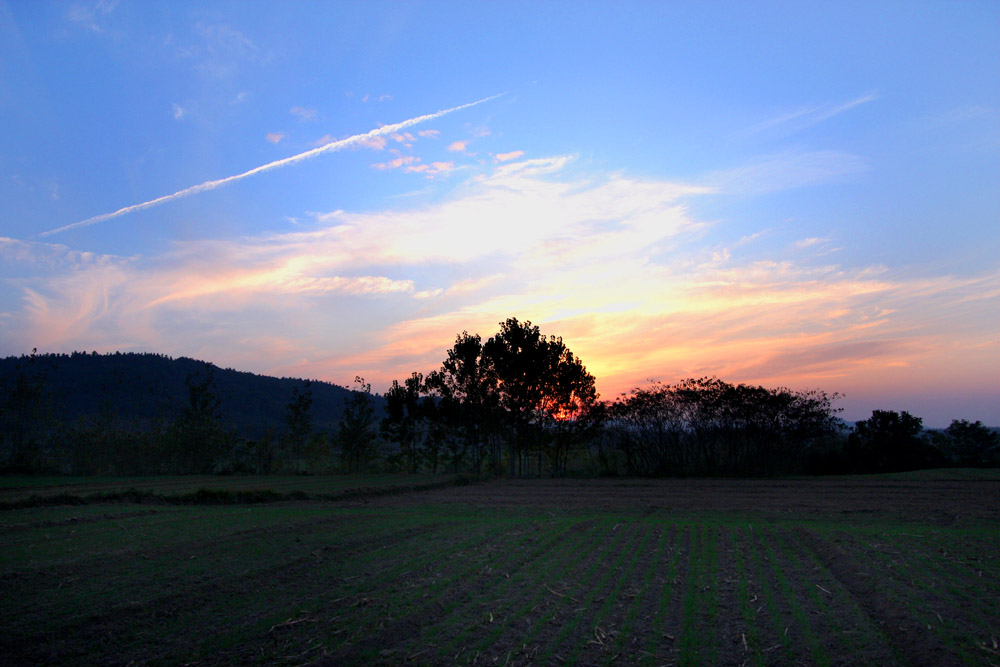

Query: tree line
[1,321,998,476]
[377,318,998,477]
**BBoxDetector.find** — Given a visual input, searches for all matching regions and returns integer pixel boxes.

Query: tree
[284,381,313,472]
[168,363,234,473]
[482,318,597,476]
[382,372,425,473]
[847,410,943,473]
[0,349,52,472]
[608,378,842,476]
[944,419,999,467]
[336,377,378,473]
[425,332,497,474]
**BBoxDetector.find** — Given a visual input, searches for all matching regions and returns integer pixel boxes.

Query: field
[0,474,465,506]
[2,473,998,666]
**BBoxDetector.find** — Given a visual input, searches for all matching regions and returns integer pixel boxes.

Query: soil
[3,476,997,666]
[364,476,1000,522]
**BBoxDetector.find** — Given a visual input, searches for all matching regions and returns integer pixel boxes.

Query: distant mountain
[0,351,376,438]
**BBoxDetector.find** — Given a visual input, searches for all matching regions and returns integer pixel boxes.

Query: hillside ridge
[0,351,375,438]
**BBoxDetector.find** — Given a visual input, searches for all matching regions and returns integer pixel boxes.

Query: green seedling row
[3,476,998,666]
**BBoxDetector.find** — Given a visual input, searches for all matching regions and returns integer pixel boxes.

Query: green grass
[732,527,763,667]
[0,473,465,502]
[2,476,997,666]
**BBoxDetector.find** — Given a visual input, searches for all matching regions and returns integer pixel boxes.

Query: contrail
[41,93,503,237]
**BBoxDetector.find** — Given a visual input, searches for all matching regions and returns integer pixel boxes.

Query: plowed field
[2,474,998,665]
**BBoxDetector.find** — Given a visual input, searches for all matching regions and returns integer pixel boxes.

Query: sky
[1,1,998,427]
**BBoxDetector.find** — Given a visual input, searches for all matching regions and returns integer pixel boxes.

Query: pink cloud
[418,129,440,138]
[390,132,416,147]
[310,134,335,147]
[447,140,467,152]
[358,135,387,150]
[495,150,525,162]
[11,154,998,427]
[404,161,454,177]
[266,132,285,144]
[372,153,417,170]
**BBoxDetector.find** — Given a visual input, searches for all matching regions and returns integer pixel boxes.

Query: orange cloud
[6,155,998,426]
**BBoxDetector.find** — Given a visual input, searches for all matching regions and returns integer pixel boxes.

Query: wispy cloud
[180,22,263,79]
[495,150,524,162]
[389,132,416,147]
[372,153,417,170]
[41,94,504,237]
[707,150,867,195]
[289,106,317,121]
[10,154,997,425]
[171,103,186,120]
[360,93,392,103]
[358,135,388,150]
[405,161,454,177]
[745,91,878,136]
[65,0,118,33]
[266,132,285,144]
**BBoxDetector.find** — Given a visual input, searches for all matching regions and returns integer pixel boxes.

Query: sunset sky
[2,1,998,426]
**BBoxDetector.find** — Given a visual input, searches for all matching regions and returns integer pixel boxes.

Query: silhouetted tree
[482,318,597,476]
[847,409,944,473]
[425,332,498,474]
[284,381,313,472]
[382,372,426,473]
[944,419,999,467]
[168,364,234,473]
[337,377,378,473]
[0,349,52,472]
[607,378,841,476]
[254,426,281,474]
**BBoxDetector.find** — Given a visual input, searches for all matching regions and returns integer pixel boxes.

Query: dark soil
[365,476,1000,522]
[3,476,997,666]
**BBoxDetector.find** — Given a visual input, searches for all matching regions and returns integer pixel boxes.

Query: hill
[0,351,373,438]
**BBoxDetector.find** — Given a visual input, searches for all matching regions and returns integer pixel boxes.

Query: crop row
[2,503,997,665]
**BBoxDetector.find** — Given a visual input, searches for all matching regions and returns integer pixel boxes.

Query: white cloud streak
[41,93,504,237]
[744,91,878,136]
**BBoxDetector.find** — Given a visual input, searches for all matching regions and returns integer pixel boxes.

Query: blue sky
[2,1,998,426]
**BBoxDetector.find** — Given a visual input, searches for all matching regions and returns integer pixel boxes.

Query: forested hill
[0,351,367,438]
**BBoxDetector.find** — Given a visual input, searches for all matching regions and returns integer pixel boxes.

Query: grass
[0,473,466,503]
[733,527,763,667]
[813,467,1000,481]
[2,475,997,665]
[0,472,470,509]
[643,524,685,665]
